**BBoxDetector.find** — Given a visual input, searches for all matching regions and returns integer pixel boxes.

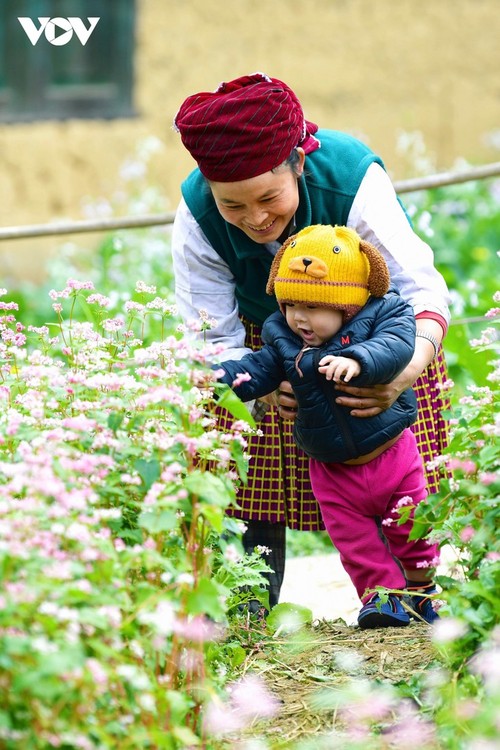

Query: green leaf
[186,578,226,619]
[479,443,500,468]
[216,387,256,428]
[231,442,250,483]
[0,711,11,730]
[108,412,125,433]
[138,509,177,533]
[184,470,233,507]
[165,689,193,722]
[172,726,200,746]
[118,527,143,544]
[103,720,128,738]
[222,641,247,668]
[266,602,313,634]
[199,503,225,533]
[134,458,161,491]
[408,518,431,540]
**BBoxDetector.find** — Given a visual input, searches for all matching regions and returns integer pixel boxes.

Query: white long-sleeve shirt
[172,162,451,362]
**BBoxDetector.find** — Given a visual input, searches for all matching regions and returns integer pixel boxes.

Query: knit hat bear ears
[266,225,390,322]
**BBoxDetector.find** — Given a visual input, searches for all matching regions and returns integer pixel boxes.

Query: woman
[171,72,451,608]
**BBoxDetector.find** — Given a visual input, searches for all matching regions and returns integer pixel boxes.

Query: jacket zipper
[312,349,358,459]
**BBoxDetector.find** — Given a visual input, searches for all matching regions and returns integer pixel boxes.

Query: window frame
[0,0,136,123]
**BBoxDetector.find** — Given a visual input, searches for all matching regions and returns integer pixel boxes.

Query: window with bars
[0,0,136,122]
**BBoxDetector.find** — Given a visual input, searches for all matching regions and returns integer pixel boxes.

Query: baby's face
[285,304,343,346]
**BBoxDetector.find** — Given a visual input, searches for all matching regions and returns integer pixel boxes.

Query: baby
[214,224,440,628]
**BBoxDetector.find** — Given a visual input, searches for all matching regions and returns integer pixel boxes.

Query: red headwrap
[173,72,320,181]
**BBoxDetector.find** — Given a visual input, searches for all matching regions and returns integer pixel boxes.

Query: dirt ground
[227,551,454,747]
[236,619,437,748]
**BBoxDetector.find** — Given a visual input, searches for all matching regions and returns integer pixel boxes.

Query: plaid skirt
[222,319,450,531]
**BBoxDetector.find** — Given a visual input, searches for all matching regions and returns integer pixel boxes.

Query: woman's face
[209,150,305,243]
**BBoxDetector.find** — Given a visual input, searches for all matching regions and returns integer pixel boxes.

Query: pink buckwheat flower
[395,495,414,508]
[87,293,111,308]
[203,699,243,736]
[85,658,108,687]
[470,647,500,691]
[460,526,476,543]
[66,278,94,292]
[223,544,242,563]
[479,471,498,485]
[432,617,468,644]
[135,280,157,294]
[485,306,500,318]
[255,545,271,555]
[173,615,222,644]
[232,372,252,387]
[229,674,280,720]
[416,556,441,569]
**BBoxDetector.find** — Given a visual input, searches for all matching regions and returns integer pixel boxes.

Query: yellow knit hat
[266,224,390,322]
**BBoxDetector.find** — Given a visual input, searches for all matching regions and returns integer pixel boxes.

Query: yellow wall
[1,0,499,281]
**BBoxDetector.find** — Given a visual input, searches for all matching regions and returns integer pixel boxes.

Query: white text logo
[18,17,100,46]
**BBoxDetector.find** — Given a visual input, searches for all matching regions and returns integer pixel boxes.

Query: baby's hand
[192,368,219,387]
[318,355,361,383]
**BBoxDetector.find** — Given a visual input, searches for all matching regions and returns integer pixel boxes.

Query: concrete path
[280,552,360,624]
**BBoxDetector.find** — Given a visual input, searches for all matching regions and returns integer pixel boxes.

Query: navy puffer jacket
[216,288,417,463]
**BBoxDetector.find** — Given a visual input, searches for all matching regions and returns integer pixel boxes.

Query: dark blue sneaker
[358,594,410,629]
[404,588,440,624]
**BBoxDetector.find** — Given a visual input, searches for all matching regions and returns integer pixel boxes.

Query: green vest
[181,129,385,326]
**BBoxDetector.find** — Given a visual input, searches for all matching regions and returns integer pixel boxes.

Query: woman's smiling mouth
[247,219,276,233]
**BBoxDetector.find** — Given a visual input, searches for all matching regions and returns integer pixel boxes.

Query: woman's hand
[257,390,280,408]
[334,379,407,417]
[277,380,298,420]
[335,360,422,418]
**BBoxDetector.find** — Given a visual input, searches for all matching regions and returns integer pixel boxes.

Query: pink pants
[309,429,440,603]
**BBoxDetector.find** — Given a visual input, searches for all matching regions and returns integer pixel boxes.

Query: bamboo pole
[0,211,177,241]
[393,161,500,194]
[1,162,499,242]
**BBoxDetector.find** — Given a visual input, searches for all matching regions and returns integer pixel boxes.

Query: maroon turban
[173,72,320,182]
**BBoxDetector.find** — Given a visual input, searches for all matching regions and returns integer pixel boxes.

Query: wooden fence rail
[1,161,500,242]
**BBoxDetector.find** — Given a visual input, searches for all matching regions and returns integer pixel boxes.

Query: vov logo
[18,17,100,46]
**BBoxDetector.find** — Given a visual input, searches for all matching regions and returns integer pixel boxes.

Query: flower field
[0,143,499,748]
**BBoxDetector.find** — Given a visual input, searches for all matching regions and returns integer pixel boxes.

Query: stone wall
[1,0,499,281]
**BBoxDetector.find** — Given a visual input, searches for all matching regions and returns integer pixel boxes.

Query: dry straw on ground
[231,617,436,746]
